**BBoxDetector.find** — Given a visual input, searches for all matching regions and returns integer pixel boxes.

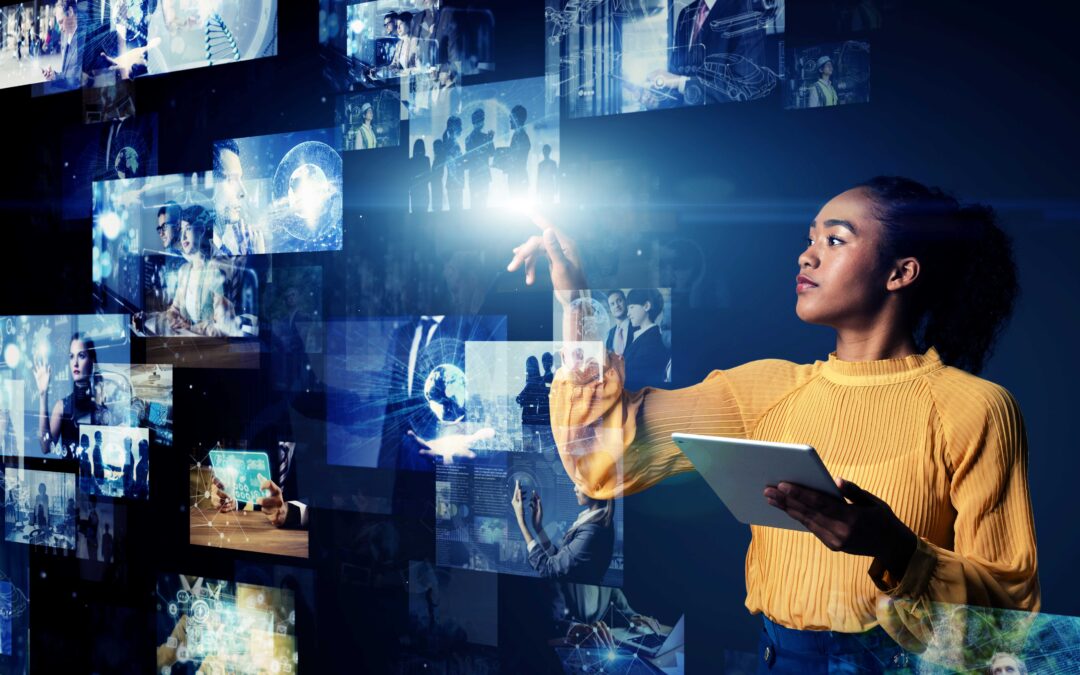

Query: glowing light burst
[287,163,333,228]
[99,212,123,240]
[3,344,19,369]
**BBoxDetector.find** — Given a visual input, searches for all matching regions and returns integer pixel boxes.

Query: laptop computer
[618,614,684,659]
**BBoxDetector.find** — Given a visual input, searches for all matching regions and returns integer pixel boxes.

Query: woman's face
[179,221,200,256]
[573,484,588,506]
[795,188,892,328]
[626,303,647,326]
[70,339,92,382]
[364,107,374,123]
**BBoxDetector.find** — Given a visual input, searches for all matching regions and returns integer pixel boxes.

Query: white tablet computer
[671,433,842,532]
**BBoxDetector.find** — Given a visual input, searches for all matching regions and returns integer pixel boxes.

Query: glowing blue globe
[423,364,467,424]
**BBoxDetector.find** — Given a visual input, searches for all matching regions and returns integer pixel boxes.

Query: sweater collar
[820,346,944,385]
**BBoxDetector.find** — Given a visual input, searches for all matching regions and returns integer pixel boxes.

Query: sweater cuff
[869,537,938,598]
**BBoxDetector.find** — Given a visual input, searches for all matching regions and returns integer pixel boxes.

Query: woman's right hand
[506,214,588,305]
[32,358,50,398]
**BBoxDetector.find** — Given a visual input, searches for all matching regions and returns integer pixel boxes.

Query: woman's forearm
[515,516,534,548]
[37,392,50,453]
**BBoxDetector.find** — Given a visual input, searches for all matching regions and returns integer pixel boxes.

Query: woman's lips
[796,275,818,293]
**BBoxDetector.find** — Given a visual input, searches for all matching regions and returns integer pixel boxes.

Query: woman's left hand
[764,478,917,573]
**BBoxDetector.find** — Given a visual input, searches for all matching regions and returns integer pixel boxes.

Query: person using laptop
[507,177,1038,672]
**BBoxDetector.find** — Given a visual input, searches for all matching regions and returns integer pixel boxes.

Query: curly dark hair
[859,176,1019,375]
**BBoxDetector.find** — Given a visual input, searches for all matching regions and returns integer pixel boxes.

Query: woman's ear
[887,257,920,292]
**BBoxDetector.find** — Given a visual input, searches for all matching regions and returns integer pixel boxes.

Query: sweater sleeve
[870,378,1040,613]
[549,353,812,499]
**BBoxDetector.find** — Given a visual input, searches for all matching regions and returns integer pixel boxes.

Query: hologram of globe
[423,364,468,424]
[287,163,332,227]
[568,297,611,342]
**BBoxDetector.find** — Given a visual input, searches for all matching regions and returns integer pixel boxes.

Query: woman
[511,480,615,584]
[34,332,110,456]
[507,177,1038,671]
[161,204,238,337]
[621,288,669,391]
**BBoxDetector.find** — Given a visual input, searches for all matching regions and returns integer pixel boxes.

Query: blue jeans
[756,616,915,674]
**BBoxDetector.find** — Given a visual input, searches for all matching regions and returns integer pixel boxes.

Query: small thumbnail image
[155,574,298,674]
[338,89,403,151]
[553,288,673,390]
[4,467,76,550]
[77,425,150,500]
[784,40,870,110]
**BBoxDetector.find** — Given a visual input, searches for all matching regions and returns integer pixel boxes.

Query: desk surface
[190,508,308,559]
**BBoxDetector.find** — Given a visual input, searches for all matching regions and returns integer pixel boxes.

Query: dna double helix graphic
[204,13,240,66]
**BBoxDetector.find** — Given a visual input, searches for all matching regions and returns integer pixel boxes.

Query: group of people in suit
[603,289,670,391]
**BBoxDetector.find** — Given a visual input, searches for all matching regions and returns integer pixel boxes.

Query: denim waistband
[762,616,893,656]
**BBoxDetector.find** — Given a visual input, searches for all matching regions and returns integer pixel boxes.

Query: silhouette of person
[33,483,49,531]
[410,139,432,213]
[101,523,114,564]
[506,105,531,196]
[134,439,150,499]
[92,430,105,487]
[432,137,447,210]
[465,108,494,209]
[442,116,465,210]
[537,144,558,204]
[78,433,93,492]
[122,436,135,495]
[516,356,548,427]
[87,504,99,561]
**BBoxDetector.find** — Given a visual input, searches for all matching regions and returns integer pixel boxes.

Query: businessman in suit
[376,315,504,471]
[603,290,631,357]
[653,0,766,105]
[212,441,308,529]
[42,0,83,93]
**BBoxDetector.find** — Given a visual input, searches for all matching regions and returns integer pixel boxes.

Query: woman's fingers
[507,235,542,273]
[525,255,537,286]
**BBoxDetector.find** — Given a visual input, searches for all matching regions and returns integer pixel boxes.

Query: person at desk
[212,442,308,530]
[508,176,1039,672]
[160,205,240,337]
[554,583,664,651]
[510,480,614,584]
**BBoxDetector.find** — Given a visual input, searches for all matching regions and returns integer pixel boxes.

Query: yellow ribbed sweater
[549,347,1040,632]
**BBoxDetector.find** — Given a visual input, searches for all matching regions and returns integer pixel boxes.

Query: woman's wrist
[878,521,918,581]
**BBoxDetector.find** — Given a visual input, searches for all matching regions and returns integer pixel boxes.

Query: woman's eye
[805,237,814,247]
[828,236,844,246]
